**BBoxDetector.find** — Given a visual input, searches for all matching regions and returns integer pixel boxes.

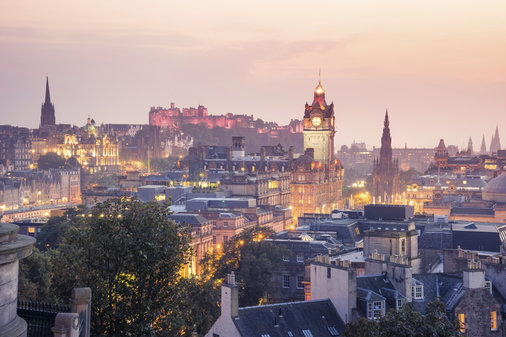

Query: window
[223,221,228,227]
[412,285,424,300]
[458,313,466,333]
[297,275,304,289]
[297,253,304,263]
[283,275,290,288]
[373,301,383,320]
[328,326,339,336]
[401,239,405,253]
[491,311,498,331]
[212,236,216,245]
[485,281,493,295]
[302,330,313,337]
[287,332,293,337]
[283,255,290,262]
[327,267,331,279]
[397,299,403,310]
[223,236,228,243]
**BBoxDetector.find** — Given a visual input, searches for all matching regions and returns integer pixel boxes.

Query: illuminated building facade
[54,118,119,174]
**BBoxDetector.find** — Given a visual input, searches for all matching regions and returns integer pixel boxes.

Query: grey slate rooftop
[233,299,345,337]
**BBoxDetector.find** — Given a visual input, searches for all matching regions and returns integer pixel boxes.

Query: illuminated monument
[302,79,335,164]
[290,78,343,220]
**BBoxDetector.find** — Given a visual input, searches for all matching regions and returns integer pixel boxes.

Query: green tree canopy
[343,299,461,337]
[202,226,289,306]
[37,152,66,170]
[50,198,193,336]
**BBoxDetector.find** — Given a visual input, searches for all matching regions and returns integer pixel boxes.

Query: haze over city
[1,0,505,148]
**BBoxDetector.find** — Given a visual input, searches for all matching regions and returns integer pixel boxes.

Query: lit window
[283,255,290,262]
[283,275,290,288]
[491,311,498,331]
[458,313,466,333]
[297,253,304,263]
[297,275,304,289]
[28,227,36,234]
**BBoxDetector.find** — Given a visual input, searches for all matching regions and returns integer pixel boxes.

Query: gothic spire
[40,76,56,127]
[480,134,487,154]
[45,76,51,104]
[467,136,473,154]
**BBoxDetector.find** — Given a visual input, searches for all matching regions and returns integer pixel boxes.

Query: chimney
[386,257,412,302]
[310,256,356,323]
[232,136,245,160]
[365,250,387,275]
[221,272,239,318]
[463,260,485,289]
[305,148,314,159]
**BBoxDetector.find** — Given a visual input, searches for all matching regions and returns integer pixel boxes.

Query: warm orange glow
[458,313,466,333]
[491,311,498,331]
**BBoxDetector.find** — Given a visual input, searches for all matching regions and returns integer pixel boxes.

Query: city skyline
[1,0,505,148]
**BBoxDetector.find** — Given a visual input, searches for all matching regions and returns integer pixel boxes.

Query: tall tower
[434,139,449,168]
[372,110,400,203]
[40,77,55,127]
[467,136,473,154]
[302,78,335,163]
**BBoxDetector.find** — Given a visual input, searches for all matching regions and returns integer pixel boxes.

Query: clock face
[312,117,322,126]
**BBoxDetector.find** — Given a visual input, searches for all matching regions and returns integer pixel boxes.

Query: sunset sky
[1,0,505,149]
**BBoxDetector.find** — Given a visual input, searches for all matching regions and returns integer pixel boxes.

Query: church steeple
[40,76,56,127]
[480,134,487,154]
[45,76,51,104]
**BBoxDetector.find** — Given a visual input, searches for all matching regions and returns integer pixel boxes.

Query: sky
[1,0,505,149]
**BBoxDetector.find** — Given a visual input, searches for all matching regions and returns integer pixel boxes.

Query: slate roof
[357,274,406,316]
[410,273,464,313]
[168,213,210,227]
[233,299,345,337]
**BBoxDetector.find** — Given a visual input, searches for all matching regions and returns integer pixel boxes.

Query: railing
[18,300,71,337]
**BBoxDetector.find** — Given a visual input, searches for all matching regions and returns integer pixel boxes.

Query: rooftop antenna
[318,68,321,84]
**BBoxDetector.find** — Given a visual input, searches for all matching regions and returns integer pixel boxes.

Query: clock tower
[303,79,335,163]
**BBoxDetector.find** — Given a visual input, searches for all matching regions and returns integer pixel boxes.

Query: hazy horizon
[1,0,505,149]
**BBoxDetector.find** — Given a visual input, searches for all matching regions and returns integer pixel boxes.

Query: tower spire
[40,76,56,127]
[45,76,51,103]
[480,134,487,154]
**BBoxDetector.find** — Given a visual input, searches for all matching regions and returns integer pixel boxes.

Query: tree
[150,157,178,172]
[202,226,289,306]
[343,299,461,337]
[37,152,66,170]
[50,198,193,336]
[18,247,54,302]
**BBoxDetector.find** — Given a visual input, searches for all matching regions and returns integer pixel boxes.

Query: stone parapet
[0,223,36,337]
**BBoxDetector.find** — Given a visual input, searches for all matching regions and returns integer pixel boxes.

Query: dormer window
[367,301,385,320]
[412,285,424,300]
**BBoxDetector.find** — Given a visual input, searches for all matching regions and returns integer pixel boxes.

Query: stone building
[371,111,400,203]
[307,253,505,337]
